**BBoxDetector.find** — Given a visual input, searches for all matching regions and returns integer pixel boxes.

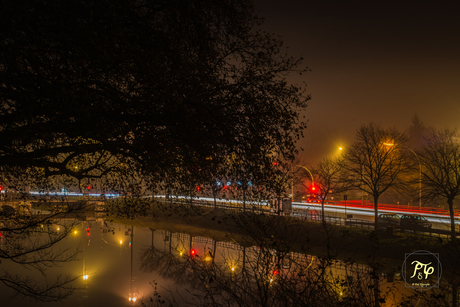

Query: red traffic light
[190,248,197,256]
[86,185,91,190]
[196,186,201,192]
[0,186,3,192]
[273,162,278,166]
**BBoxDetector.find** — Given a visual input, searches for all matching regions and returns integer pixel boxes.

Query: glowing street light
[297,165,314,185]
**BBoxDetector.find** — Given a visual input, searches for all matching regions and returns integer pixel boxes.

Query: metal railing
[156,196,458,239]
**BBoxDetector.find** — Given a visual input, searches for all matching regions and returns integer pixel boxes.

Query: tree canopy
[418,128,460,241]
[310,157,349,222]
[342,124,412,229]
[0,0,309,191]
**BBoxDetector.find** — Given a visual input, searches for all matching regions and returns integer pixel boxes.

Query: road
[295,201,458,231]
[163,195,459,231]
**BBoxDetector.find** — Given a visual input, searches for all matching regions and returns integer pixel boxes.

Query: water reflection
[139,229,388,306]
[137,225,460,307]
[3,216,460,306]
[0,204,84,302]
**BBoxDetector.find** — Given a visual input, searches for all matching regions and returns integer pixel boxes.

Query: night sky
[254,1,460,162]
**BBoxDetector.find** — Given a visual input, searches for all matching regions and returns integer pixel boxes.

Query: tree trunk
[321,199,325,223]
[373,269,380,307]
[212,240,217,265]
[448,199,456,242]
[243,188,246,212]
[278,195,282,216]
[168,231,172,255]
[452,282,458,307]
[374,195,379,230]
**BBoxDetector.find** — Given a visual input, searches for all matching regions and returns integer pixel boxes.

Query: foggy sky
[254,1,460,163]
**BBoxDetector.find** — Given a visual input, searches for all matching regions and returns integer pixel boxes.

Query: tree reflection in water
[0,201,85,302]
[139,211,389,307]
[137,209,460,307]
[140,229,195,287]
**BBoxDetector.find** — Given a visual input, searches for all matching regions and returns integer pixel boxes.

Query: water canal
[0,216,455,306]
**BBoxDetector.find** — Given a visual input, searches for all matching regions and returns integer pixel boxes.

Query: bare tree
[0,200,83,301]
[342,124,412,229]
[417,128,460,241]
[306,157,349,223]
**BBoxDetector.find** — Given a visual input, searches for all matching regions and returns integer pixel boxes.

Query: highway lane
[295,201,457,231]
[158,195,458,231]
[17,192,459,231]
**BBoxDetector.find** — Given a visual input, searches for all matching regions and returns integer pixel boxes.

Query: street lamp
[297,165,316,206]
[297,165,314,187]
[384,143,422,209]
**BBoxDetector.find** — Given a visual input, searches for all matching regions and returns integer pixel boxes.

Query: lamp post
[297,165,315,210]
[297,165,314,187]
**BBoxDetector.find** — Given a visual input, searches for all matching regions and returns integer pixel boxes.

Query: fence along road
[152,195,460,238]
